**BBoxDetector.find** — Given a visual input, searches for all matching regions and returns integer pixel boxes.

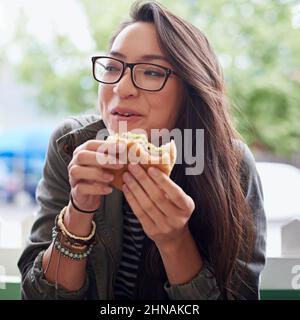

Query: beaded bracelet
[53,231,94,259]
[54,215,95,246]
[52,226,88,251]
[57,206,96,242]
[53,237,93,260]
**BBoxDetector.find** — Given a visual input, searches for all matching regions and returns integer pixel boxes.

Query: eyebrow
[109,50,169,62]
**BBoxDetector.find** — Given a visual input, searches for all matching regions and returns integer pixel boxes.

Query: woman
[18,1,266,300]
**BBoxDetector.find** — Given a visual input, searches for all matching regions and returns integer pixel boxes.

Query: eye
[144,69,165,78]
[105,65,121,72]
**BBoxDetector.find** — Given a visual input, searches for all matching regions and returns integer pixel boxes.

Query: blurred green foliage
[7,0,300,155]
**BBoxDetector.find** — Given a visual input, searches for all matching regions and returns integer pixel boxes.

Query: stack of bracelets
[52,207,96,261]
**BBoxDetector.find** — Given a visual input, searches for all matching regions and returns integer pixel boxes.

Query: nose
[112,67,139,98]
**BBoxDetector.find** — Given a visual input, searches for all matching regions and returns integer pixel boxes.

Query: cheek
[98,85,111,115]
[149,88,182,129]
[98,85,115,132]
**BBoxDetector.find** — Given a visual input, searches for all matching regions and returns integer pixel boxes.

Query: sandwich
[105,132,177,190]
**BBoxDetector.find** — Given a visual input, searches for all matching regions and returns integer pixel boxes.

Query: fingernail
[104,187,113,193]
[103,173,114,181]
[122,184,129,193]
[148,167,158,177]
[123,172,133,183]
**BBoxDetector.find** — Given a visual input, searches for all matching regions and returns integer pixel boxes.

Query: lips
[110,107,143,117]
[113,112,139,117]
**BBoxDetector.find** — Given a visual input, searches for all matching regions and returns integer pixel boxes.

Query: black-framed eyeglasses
[91,56,177,92]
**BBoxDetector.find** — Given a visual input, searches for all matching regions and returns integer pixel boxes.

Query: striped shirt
[114,196,145,300]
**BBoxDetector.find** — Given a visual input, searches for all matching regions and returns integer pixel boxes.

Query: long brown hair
[108,1,254,299]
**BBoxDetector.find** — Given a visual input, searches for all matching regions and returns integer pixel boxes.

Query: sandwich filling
[119,132,168,156]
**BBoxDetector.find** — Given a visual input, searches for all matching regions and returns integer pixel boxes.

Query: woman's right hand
[68,140,124,212]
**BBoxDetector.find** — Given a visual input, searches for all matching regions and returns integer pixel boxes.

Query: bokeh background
[0,0,300,299]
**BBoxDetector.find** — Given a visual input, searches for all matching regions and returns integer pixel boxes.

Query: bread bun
[105,132,177,190]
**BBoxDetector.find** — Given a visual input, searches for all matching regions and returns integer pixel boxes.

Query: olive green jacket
[18,114,266,300]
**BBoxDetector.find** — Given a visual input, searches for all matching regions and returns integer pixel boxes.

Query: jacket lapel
[56,117,124,298]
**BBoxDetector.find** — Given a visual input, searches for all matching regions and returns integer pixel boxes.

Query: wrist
[157,226,192,254]
[70,194,100,213]
[64,203,95,237]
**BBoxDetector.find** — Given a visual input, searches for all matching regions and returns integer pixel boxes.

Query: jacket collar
[56,117,107,164]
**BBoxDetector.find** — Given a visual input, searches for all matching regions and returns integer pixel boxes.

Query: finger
[96,141,128,166]
[73,140,126,156]
[127,163,176,215]
[95,152,125,167]
[73,181,113,196]
[97,140,127,156]
[69,165,114,187]
[122,184,156,230]
[73,140,105,155]
[122,172,164,225]
[69,150,124,169]
[148,167,194,211]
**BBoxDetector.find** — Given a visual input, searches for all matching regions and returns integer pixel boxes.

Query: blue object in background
[0,126,53,203]
[0,126,52,158]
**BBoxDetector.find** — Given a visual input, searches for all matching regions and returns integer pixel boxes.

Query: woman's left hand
[122,163,195,249]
